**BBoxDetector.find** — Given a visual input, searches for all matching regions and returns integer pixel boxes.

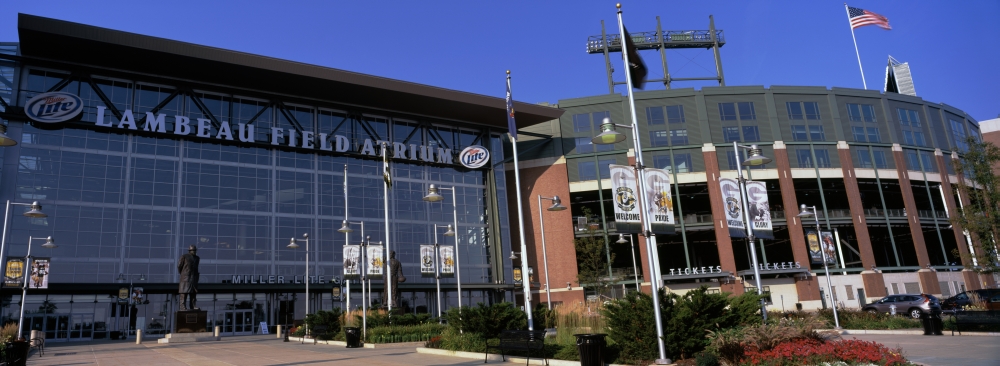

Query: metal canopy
[15,13,563,130]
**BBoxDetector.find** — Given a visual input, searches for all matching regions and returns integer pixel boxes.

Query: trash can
[344,327,361,348]
[575,333,607,366]
[921,311,942,335]
[4,340,30,366]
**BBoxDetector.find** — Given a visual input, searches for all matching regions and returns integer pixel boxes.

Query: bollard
[214,326,221,338]
[277,325,283,339]
[136,329,143,344]
[30,330,42,347]
[283,326,290,342]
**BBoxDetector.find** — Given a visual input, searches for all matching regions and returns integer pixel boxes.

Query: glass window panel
[719,103,737,121]
[796,149,813,168]
[670,129,688,146]
[808,125,824,141]
[575,137,594,153]
[591,111,610,130]
[804,102,820,120]
[666,105,685,123]
[646,107,664,125]
[723,127,740,142]
[862,105,876,123]
[598,159,615,179]
[787,102,803,120]
[814,150,831,168]
[573,114,591,132]
[873,151,887,168]
[867,128,880,143]
[649,131,669,147]
[793,125,809,141]
[742,126,760,142]
[852,127,866,142]
[578,161,597,181]
[858,150,873,168]
[847,104,863,122]
[737,102,756,120]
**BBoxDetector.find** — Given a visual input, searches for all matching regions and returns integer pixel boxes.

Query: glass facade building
[0,15,563,341]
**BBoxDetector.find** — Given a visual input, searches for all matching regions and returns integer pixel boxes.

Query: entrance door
[223,310,254,336]
[70,314,94,340]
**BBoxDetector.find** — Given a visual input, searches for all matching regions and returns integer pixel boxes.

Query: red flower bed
[742,338,907,366]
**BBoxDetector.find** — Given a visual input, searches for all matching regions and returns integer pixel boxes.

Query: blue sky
[3,1,998,121]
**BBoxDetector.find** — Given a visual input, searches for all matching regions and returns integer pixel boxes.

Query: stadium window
[719,103,737,121]
[787,102,804,120]
[647,107,665,125]
[578,161,597,181]
[814,149,831,168]
[906,151,920,170]
[920,151,936,172]
[950,119,968,152]
[796,149,813,168]
[903,131,914,146]
[897,108,920,127]
[793,125,809,141]
[666,105,685,124]
[575,137,594,153]
[847,103,876,123]
[596,142,614,152]
[742,126,760,142]
[573,114,591,132]
[808,125,825,141]
[598,158,616,179]
[591,111,610,130]
[738,102,756,120]
[673,154,692,173]
[851,127,866,142]
[670,129,688,146]
[873,151,887,168]
[652,154,672,170]
[867,127,880,143]
[649,131,669,147]
[723,127,740,142]
[804,102,820,120]
[858,150,873,168]
[913,132,926,147]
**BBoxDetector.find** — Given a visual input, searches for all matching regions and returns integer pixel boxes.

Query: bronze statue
[382,250,405,309]
[178,245,200,310]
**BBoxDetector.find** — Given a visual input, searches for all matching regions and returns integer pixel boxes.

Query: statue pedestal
[174,310,208,333]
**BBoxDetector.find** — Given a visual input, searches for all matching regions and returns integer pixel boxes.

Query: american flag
[506,75,517,141]
[848,6,891,30]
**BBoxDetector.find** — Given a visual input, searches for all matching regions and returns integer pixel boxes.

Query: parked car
[942,289,1000,310]
[862,294,942,318]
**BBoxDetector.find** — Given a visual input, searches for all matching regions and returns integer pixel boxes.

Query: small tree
[575,207,616,296]
[953,138,1000,274]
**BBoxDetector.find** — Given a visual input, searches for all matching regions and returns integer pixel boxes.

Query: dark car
[942,289,1000,310]
[863,294,942,318]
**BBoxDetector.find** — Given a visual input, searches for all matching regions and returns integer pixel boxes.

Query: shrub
[743,338,907,366]
[443,302,526,338]
[304,309,343,340]
[437,327,488,352]
[814,309,921,330]
[694,351,720,366]
[533,304,556,329]
[365,323,446,343]
[666,286,739,359]
[352,310,434,328]
[727,292,766,326]
[0,323,16,343]
[600,291,661,364]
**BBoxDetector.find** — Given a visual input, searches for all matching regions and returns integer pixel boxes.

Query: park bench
[484,330,547,366]
[950,310,1000,335]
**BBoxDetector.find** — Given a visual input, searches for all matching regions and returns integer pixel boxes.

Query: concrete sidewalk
[28,335,489,366]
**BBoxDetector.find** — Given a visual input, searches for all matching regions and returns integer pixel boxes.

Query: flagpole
[617,4,668,364]
[382,143,393,316]
[507,71,535,331]
[845,3,867,89]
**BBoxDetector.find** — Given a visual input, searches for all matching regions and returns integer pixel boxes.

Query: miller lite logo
[25,92,84,123]
[458,145,490,169]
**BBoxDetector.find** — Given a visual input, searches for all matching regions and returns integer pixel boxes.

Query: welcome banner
[439,246,455,276]
[610,164,641,233]
[343,245,361,278]
[420,245,436,277]
[719,178,746,238]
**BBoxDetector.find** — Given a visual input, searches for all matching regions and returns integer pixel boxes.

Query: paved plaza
[24,333,1000,366]
[28,335,486,366]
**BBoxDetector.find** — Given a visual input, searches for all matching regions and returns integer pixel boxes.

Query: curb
[416,347,635,366]
[828,329,1000,336]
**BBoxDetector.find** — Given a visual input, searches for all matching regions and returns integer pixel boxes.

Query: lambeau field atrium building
[0,14,563,341]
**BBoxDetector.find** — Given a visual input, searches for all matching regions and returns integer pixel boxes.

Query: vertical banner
[644,167,676,234]
[343,245,361,278]
[4,258,25,288]
[130,287,144,304]
[366,245,384,278]
[420,245,436,277]
[610,164,641,233]
[438,246,455,276]
[719,178,746,238]
[28,258,49,289]
[512,267,523,285]
[820,231,838,265]
[806,230,823,264]
[744,181,774,239]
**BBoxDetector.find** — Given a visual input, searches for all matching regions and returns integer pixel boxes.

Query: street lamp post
[732,141,772,322]
[797,204,841,329]
[287,233,311,334]
[17,236,56,339]
[423,185,463,310]
[616,234,640,292]
[117,272,146,339]
[432,224,456,320]
[0,202,48,271]
[536,195,567,310]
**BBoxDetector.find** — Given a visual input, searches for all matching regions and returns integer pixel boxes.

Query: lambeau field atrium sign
[24,92,490,169]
